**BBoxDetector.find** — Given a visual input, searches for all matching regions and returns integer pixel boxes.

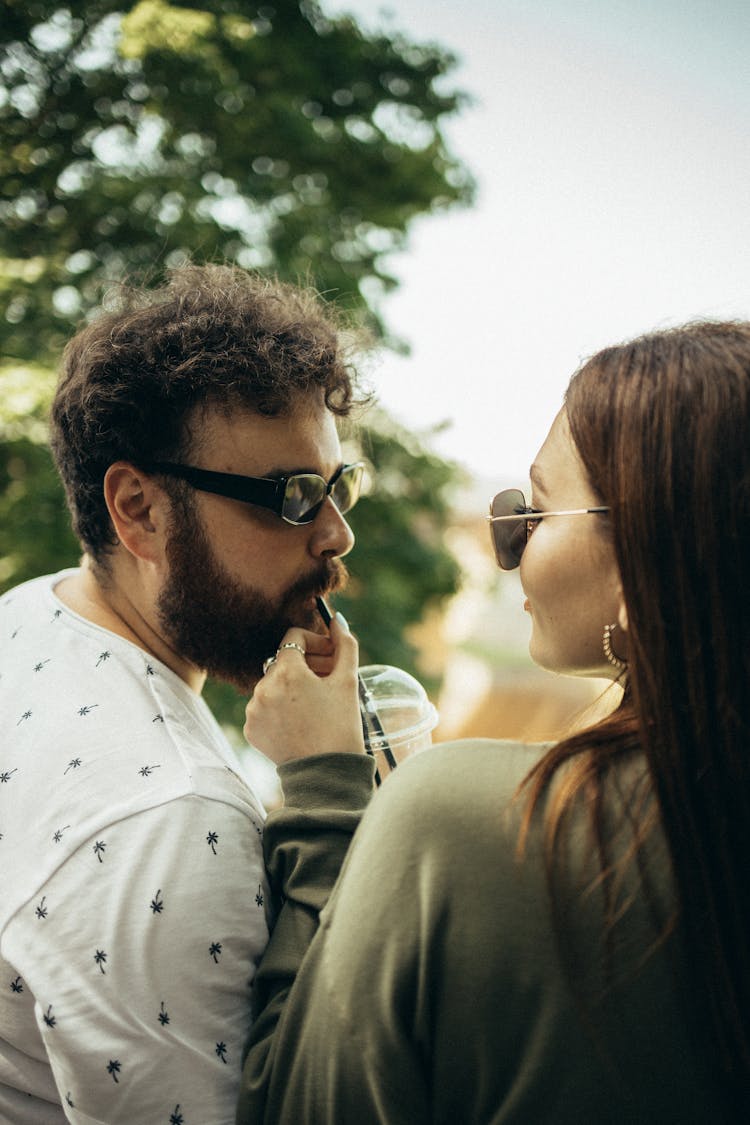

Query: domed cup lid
[357,664,438,752]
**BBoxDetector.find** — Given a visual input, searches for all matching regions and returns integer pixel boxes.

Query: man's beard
[157,494,348,692]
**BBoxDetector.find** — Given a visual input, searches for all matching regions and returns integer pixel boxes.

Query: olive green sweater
[238,740,724,1123]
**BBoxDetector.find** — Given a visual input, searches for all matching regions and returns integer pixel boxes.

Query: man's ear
[103,462,166,563]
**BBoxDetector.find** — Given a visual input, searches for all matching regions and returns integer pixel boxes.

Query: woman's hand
[244,614,366,765]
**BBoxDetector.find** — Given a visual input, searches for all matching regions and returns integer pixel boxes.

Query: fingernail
[335,611,349,632]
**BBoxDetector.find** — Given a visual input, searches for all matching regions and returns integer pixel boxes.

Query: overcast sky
[326,0,750,488]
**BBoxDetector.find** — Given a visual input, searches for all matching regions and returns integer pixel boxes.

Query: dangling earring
[603,622,627,675]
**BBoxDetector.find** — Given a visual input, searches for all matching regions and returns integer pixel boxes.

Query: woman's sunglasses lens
[506,521,527,568]
[490,489,528,570]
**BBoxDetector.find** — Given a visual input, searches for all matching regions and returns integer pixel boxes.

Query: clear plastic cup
[357,664,439,776]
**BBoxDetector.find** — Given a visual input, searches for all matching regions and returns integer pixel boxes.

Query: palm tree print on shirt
[93,840,106,863]
[209,941,222,963]
[107,1060,121,1083]
[94,950,107,974]
[206,831,218,854]
[216,1042,228,1064]
[0,769,18,782]
[10,977,23,993]
[43,1005,56,1028]
[64,758,82,774]
[36,896,48,919]
[158,1002,170,1026]
[169,1107,184,1124]
[150,889,164,914]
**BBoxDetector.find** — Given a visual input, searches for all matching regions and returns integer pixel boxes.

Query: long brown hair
[523,322,750,1094]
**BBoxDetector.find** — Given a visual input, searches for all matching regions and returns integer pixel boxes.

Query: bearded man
[0,263,365,1124]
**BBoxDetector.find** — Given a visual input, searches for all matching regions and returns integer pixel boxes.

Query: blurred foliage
[340,410,465,674]
[0,366,80,589]
[0,0,473,359]
[0,0,474,725]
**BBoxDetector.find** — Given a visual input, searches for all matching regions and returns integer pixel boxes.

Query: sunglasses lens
[490,489,529,570]
[330,463,364,515]
[281,464,364,524]
[282,475,327,524]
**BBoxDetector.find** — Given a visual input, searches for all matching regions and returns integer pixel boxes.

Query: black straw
[315,597,397,783]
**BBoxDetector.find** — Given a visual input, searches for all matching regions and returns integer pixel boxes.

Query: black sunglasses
[487,488,609,570]
[146,460,365,526]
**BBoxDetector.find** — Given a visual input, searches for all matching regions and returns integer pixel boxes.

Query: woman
[237,322,750,1123]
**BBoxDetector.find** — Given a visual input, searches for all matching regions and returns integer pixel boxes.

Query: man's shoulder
[0,713,265,932]
[0,569,86,660]
[0,570,61,614]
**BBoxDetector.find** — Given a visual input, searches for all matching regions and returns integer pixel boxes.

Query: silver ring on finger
[262,654,277,675]
[278,641,307,658]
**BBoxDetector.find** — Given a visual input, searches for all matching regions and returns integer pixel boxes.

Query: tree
[1,0,472,359]
[0,0,473,720]
[0,365,80,589]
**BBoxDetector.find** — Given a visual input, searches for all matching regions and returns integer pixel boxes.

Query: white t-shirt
[0,572,269,1124]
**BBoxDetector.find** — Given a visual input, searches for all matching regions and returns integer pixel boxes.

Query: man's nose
[308,497,355,559]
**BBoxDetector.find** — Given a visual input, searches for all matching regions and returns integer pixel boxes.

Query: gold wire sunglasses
[487,488,609,570]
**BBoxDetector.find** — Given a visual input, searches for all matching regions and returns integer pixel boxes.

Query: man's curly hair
[50,263,366,562]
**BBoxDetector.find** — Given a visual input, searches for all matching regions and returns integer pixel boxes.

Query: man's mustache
[287,558,349,605]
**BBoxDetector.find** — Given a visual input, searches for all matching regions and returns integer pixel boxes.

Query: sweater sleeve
[238,753,375,1117]
[237,745,469,1125]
